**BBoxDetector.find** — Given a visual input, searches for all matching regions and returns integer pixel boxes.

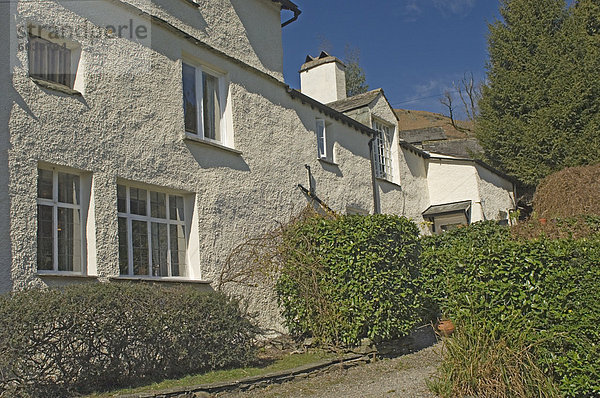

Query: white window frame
[117,184,189,278]
[27,25,83,91]
[373,119,394,181]
[182,61,228,145]
[316,119,327,160]
[36,167,86,274]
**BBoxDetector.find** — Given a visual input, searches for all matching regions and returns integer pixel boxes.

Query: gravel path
[219,344,441,398]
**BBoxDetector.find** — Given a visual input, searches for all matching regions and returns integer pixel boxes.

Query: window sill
[31,77,82,96]
[184,135,242,155]
[318,158,339,166]
[37,272,98,280]
[376,177,402,189]
[109,276,212,285]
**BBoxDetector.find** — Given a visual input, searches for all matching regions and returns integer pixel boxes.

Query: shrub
[533,163,600,219]
[0,283,257,397]
[421,222,600,397]
[275,213,422,346]
[511,214,600,240]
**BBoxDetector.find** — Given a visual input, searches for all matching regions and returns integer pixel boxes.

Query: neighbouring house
[0,0,515,330]
[299,52,516,234]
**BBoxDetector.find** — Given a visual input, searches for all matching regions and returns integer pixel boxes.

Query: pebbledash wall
[1,0,386,329]
[1,0,516,330]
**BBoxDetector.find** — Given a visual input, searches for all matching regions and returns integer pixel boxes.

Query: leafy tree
[476,0,600,189]
[344,45,369,97]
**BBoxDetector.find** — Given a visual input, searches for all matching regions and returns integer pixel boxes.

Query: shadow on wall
[59,0,207,49]
[185,142,250,171]
[152,0,208,35]
[230,0,283,76]
[1,1,13,293]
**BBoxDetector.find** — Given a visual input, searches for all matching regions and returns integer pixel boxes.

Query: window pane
[117,185,127,213]
[169,195,185,221]
[58,172,80,205]
[316,120,326,159]
[130,188,147,216]
[37,205,54,270]
[183,63,198,134]
[170,224,187,277]
[150,191,166,219]
[37,169,53,200]
[29,36,72,87]
[57,207,81,272]
[202,72,220,141]
[132,220,149,275]
[151,222,168,277]
[118,217,129,275]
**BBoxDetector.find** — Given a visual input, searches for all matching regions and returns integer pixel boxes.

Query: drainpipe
[368,138,381,214]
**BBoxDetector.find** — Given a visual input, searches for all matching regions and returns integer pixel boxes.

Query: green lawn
[87,350,336,397]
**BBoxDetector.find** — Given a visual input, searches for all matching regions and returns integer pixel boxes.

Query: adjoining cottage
[1,0,515,329]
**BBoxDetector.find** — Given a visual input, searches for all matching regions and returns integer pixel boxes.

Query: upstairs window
[183,62,224,142]
[37,168,83,273]
[27,26,81,90]
[117,184,188,278]
[316,119,327,160]
[373,120,394,181]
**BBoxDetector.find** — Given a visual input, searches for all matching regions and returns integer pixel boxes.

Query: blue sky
[281,0,501,118]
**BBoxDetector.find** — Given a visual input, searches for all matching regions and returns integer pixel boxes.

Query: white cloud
[432,0,476,17]
[399,0,422,22]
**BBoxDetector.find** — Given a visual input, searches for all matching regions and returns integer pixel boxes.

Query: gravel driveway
[219,344,441,398]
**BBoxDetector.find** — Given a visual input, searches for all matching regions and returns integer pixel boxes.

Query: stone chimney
[300,51,346,104]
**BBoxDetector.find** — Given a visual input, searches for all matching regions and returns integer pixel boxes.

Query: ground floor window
[117,184,187,277]
[37,168,83,272]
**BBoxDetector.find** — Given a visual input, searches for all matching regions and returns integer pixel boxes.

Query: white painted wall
[0,0,11,293]
[300,61,346,104]
[427,158,484,222]
[476,164,516,222]
[3,0,376,330]
[426,156,515,224]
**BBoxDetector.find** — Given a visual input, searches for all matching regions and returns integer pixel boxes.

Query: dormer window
[373,120,394,181]
[316,119,327,159]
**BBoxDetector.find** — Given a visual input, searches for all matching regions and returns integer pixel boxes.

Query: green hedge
[0,283,257,397]
[421,222,600,397]
[275,214,423,346]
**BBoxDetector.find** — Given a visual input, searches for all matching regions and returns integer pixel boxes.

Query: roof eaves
[428,155,517,183]
[327,89,382,113]
[399,140,431,159]
[286,88,376,138]
[273,0,302,27]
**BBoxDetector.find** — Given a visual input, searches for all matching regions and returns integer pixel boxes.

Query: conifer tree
[344,46,369,97]
[476,0,600,188]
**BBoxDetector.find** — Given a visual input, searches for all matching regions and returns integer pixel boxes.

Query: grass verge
[86,350,335,397]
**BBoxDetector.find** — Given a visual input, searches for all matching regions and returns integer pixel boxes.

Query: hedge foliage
[421,222,600,397]
[275,214,422,346]
[0,283,257,397]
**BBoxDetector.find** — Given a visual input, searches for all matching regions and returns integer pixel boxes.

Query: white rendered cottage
[0,0,515,329]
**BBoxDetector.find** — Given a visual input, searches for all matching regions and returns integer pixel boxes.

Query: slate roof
[327,89,382,113]
[400,127,447,144]
[422,200,472,217]
[422,138,483,158]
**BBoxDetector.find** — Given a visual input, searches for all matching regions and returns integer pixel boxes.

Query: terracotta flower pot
[539,218,547,225]
[437,319,455,337]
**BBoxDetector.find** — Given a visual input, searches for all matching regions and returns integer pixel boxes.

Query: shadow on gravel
[375,325,438,359]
